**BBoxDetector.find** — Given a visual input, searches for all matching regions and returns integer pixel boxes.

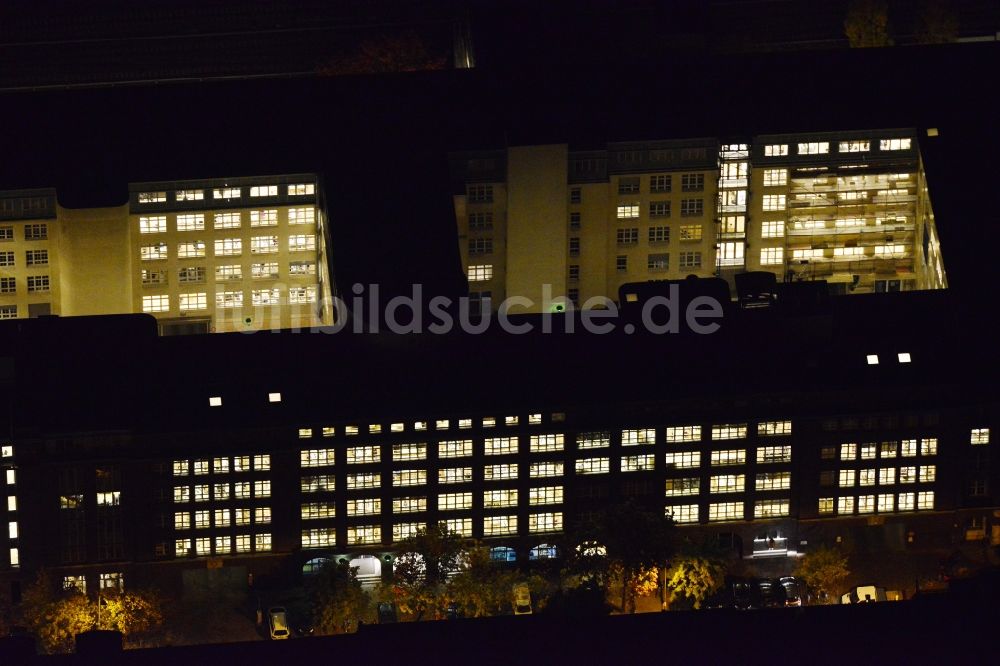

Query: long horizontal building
[0,288,995,599]
[451,129,947,313]
[0,174,335,334]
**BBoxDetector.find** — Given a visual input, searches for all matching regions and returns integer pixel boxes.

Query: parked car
[268,607,290,640]
[757,578,788,608]
[513,583,533,615]
[779,576,803,607]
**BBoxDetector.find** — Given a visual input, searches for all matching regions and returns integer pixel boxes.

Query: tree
[844,0,893,48]
[391,525,467,621]
[666,556,726,610]
[309,561,371,634]
[98,589,165,648]
[915,1,959,44]
[564,501,676,613]
[795,546,850,603]
[446,545,517,618]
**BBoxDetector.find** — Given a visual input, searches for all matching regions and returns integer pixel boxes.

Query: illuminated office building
[451,129,946,312]
[0,174,335,334]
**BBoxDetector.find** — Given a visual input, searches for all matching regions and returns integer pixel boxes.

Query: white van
[840,585,887,604]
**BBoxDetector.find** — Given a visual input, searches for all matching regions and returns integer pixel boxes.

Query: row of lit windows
[762,139,911,157]
[173,481,270,502]
[142,261,317,286]
[818,491,934,515]
[666,473,793,496]
[832,465,936,487]
[666,500,790,523]
[319,486,566,518]
[59,491,121,507]
[174,507,270,529]
[173,456,269,476]
[832,439,936,461]
[138,184,314,204]
[175,533,271,556]
[142,286,317,312]
[299,414,566,438]
[139,235,316,260]
[138,208,315,234]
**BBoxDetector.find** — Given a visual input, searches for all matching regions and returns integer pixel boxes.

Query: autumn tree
[666,556,726,610]
[391,525,467,620]
[309,561,371,634]
[795,546,850,603]
[844,0,893,48]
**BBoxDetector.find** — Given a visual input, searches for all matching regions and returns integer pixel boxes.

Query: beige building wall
[57,204,132,316]
[505,145,568,313]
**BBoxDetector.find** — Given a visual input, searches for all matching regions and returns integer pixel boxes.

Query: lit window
[175,189,203,201]
[289,235,316,252]
[505,416,519,426]
[413,421,427,431]
[857,495,875,514]
[897,352,912,364]
[213,187,241,199]
[235,535,252,553]
[393,497,427,513]
[711,449,746,466]
[140,243,168,261]
[485,437,518,456]
[345,425,359,436]
[529,462,563,478]
[877,494,894,513]
[214,238,242,257]
[664,451,701,469]
[879,468,896,485]
[322,427,335,437]
[213,212,241,229]
[838,140,870,153]
[302,528,336,548]
[438,440,473,459]
[764,144,788,157]
[576,457,609,475]
[482,488,517,509]
[250,236,279,254]
[439,492,473,510]
[251,262,279,279]
[138,191,166,203]
[439,467,473,484]
[755,472,791,490]
[178,292,207,311]
[622,429,655,446]
[528,512,563,533]
[289,183,315,196]
[208,396,222,407]
[879,441,898,458]
[457,419,472,430]
[840,443,857,460]
[347,498,381,516]
[818,497,835,515]
[234,456,251,472]
[899,466,917,484]
[762,168,788,186]
[301,502,336,520]
[483,515,517,536]
[754,499,790,518]
[762,194,786,211]
[921,438,938,456]
[711,424,747,441]
[249,209,278,227]
[347,525,381,545]
[879,138,912,151]
[898,492,915,511]
[708,502,743,521]
[268,392,281,403]
[213,483,230,501]
[289,207,316,225]
[710,474,745,494]
[484,464,518,480]
[529,486,563,505]
[176,214,205,231]
[797,142,830,155]
[679,224,703,242]
[665,504,699,524]
[661,478,699,498]
[838,496,855,515]
[760,221,785,239]
[393,522,427,541]
[756,446,791,464]
[616,203,640,219]
[917,491,934,510]
[971,428,990,445]
[139,216,166,234]
[665,426,701,443]
[250,185,277,197]
[859,469,876,486]
[346,473,381,490]
[577,431,611,449]
[468,265,493,282]
[919,465,936,483]
[392,443,427,462]
[255,533,272,552]
[215,291,243,309]
[301,475,336,493]
[901,439,918,457]
[621,454,654,472]
[440,518,473,537]
[839,470,856,487]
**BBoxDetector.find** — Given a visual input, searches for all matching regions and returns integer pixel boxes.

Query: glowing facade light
[268,392,282,403]
[866,354,879,365]
[898,352,912,363]
[209,396,222,407]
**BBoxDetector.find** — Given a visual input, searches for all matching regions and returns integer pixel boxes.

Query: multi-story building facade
[451,129,946,313]
[0,174,335,334]
[0,290,995,599]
